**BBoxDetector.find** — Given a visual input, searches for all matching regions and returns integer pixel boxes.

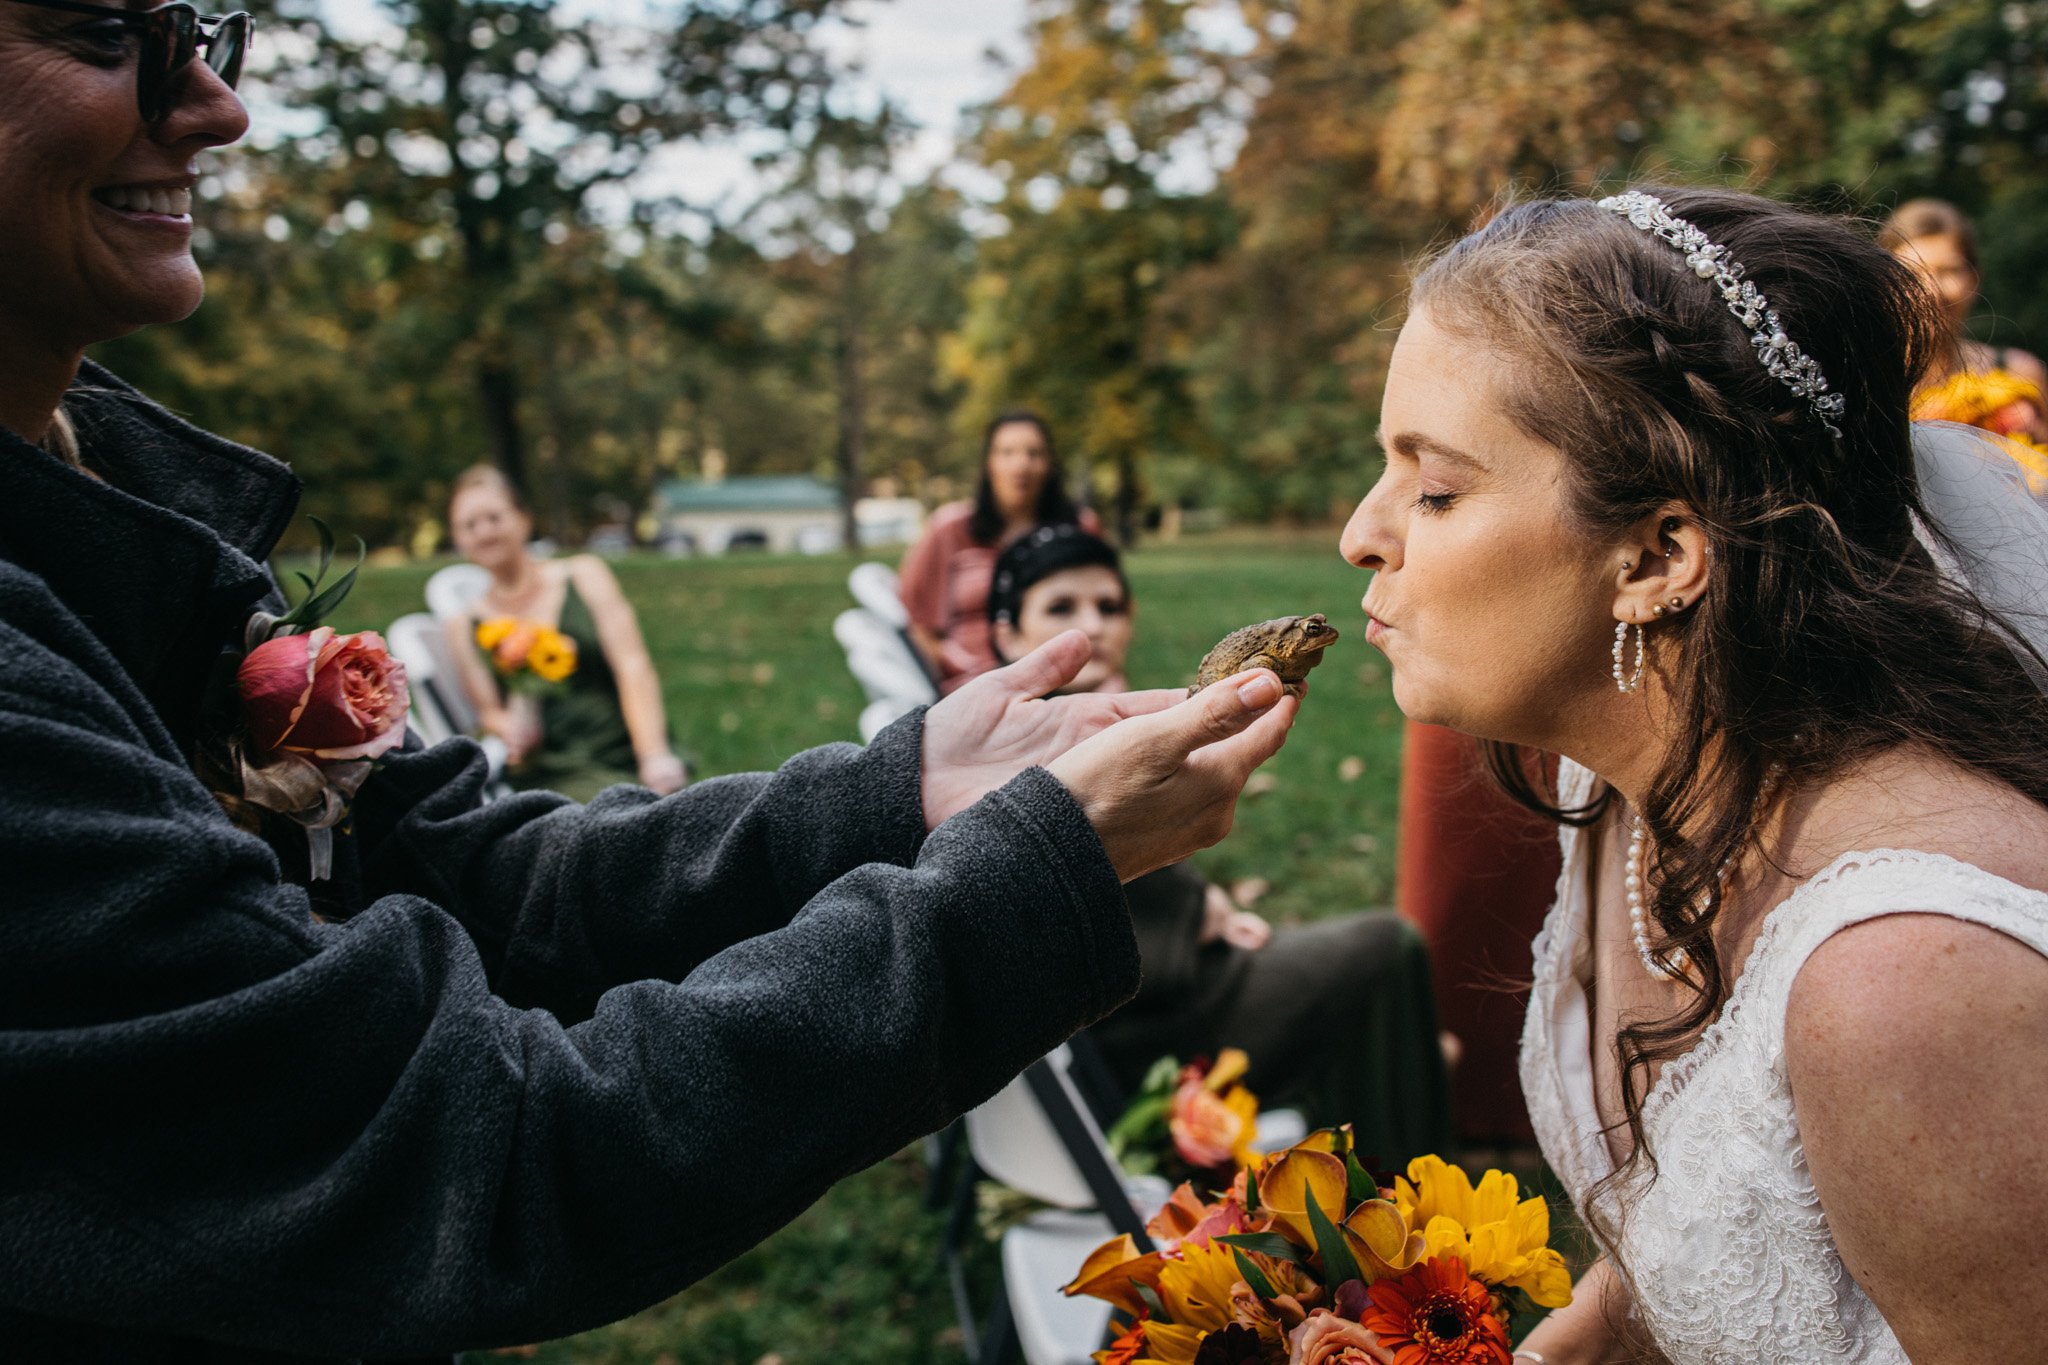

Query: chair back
[425,562,491,621]
[387,613,473,745]
[848,560,910,628]
[835,608,938,713]
[964,1047,1157,1246]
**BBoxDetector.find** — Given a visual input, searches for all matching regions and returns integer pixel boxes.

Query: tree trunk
[1115,447,1139,547]
[836,239,866,554]
[477,353,529,497]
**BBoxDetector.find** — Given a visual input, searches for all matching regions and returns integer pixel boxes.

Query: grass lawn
[325,532,1453,1365]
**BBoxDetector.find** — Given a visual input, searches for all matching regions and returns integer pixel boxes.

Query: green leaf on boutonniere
[276,516,366,631]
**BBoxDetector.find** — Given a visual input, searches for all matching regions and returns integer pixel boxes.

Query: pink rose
[1288,1310,1393,1365]
[238,626,409,762]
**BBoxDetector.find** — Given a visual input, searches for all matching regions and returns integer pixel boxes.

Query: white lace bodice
[1521,760,2048,1364]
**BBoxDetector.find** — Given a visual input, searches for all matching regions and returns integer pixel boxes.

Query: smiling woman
[0,4,1304,1359]
[0,0,246,446]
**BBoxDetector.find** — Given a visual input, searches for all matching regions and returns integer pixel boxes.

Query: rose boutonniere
[213,519,408,879]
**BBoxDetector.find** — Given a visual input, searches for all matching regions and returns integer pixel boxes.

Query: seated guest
[442,466,687,799]
[1880,198,2048,462]
[988,526,1453,1160]
[898,410,1097,693]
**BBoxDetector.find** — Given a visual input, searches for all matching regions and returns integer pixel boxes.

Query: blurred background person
[1882,198,2048,465]
[443,465,687,799]
[899,409,1096,693]
[987,525,1452,1160]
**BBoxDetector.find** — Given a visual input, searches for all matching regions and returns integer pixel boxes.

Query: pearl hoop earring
[1612,620,1646,694]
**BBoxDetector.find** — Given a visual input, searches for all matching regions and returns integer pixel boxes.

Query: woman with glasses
[0,9,1300,1361]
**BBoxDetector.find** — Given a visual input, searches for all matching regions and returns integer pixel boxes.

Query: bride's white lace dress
[1521,759,2048,1364]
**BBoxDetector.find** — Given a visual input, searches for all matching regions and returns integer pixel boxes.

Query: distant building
[653,475,925,555]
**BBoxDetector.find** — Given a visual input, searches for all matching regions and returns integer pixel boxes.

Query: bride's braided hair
[1411,186,2048,1205]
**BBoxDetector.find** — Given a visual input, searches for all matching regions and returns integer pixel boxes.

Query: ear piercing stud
[1652,604,1668,618]
[1669,596,1684,608]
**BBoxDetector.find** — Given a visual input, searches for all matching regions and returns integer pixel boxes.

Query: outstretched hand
[919,629,1300,881]
[1047,666,1298,881]
[919,630,1191,830]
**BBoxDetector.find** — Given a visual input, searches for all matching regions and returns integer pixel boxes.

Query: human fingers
[1185,691,1301,783]
[1223,912,1272,950]
[1096,686,1188,720]
[1121,670,1285,772]
[979,628,1091,700]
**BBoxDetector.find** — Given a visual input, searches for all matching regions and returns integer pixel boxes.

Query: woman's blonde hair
[43,406,81,469]
[447,463,528,518]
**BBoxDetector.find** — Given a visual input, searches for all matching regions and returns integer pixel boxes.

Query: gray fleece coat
[0,365,1140,1362]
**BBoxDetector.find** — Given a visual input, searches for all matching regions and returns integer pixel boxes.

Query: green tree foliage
[953,0,1235,541]
[93,0,2048,550]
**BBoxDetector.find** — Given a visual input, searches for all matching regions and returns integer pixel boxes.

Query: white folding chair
[424,562,490,622]
[953,1046,1169,1365]
[385,613,508,787]
[835,608,938,741]
[848,560,912,628]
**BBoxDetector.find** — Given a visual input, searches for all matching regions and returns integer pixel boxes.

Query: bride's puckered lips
[1361,599,1394,646]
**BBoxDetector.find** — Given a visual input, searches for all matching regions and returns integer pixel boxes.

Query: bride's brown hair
[1411,186,2048,1197]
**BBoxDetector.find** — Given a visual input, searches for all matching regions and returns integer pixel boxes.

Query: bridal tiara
[1596,191,1847,440]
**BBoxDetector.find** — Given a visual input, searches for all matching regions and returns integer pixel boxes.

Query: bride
[1342,185,2048,1363]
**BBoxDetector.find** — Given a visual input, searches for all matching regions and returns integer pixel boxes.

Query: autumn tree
[956,0,1235,542]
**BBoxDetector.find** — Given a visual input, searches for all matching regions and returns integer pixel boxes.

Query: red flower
[239,626,409,762]
[1357,1258,1511,1365]
[1097,1315,1148,1365]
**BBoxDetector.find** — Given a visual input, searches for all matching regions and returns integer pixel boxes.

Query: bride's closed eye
[1414,489,1457,515]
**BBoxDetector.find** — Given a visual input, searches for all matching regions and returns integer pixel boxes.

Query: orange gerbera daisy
[1095,1314,1148,1365]
[1357,1257,1511,1365]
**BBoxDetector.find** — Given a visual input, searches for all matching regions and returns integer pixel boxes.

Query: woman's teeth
[94,186,193,216]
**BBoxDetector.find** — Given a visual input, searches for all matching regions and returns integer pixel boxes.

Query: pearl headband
[1597,191,1847,439]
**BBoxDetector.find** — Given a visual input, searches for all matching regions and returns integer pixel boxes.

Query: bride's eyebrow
[1378,428,1489,472]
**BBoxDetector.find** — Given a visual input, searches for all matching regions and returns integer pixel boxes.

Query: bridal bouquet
[475,617,578,690]
[1064,1127,1570,1365]
[1108,1049,1262,1183]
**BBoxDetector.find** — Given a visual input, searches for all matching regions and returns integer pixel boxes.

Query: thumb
[988,628,1091,699]
[1137,668,1284,766]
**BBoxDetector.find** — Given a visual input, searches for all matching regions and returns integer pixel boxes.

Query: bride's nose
[1340,476,1402,572]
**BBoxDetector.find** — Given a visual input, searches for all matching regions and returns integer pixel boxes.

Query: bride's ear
[1610,504,1712,625]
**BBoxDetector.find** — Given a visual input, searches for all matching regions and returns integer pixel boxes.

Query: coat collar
[0,360,301,744]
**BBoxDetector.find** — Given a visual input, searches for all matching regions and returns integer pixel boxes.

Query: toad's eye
[1302,621,1323,635]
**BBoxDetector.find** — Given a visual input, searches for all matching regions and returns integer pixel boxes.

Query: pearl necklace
[1623,764,1782,981]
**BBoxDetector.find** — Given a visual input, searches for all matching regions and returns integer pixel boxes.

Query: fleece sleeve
[348,710,931,1018]
[0,610,1139,1358]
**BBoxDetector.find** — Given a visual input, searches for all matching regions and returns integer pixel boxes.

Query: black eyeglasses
[6,0,252,124]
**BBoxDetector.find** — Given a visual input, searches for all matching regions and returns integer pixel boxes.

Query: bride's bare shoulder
[1783,903,2048,1356]
[1797,744,2048,896]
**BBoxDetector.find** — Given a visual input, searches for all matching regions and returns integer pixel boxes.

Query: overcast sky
[648,0,1034,217]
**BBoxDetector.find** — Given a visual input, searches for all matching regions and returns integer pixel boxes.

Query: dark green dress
[1092,861,1454,1167]
[497,580,639,803]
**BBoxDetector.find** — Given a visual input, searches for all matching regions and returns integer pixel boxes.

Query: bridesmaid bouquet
[1064,1127,1570,1365]
[475,617,578,691]
[1913,369,2048,493]
[1108,1049,1263,1184]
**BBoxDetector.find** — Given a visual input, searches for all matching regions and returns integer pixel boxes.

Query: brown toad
[1190,613,1338,697]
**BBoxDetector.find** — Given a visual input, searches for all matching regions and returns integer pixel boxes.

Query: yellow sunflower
[1394,1156,1570,1308]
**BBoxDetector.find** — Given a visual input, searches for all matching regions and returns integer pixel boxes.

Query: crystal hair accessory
[1596,190,1847,439]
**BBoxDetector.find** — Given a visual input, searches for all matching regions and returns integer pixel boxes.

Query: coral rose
[239,626,409,762]
[1288,1310,1394,1365]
